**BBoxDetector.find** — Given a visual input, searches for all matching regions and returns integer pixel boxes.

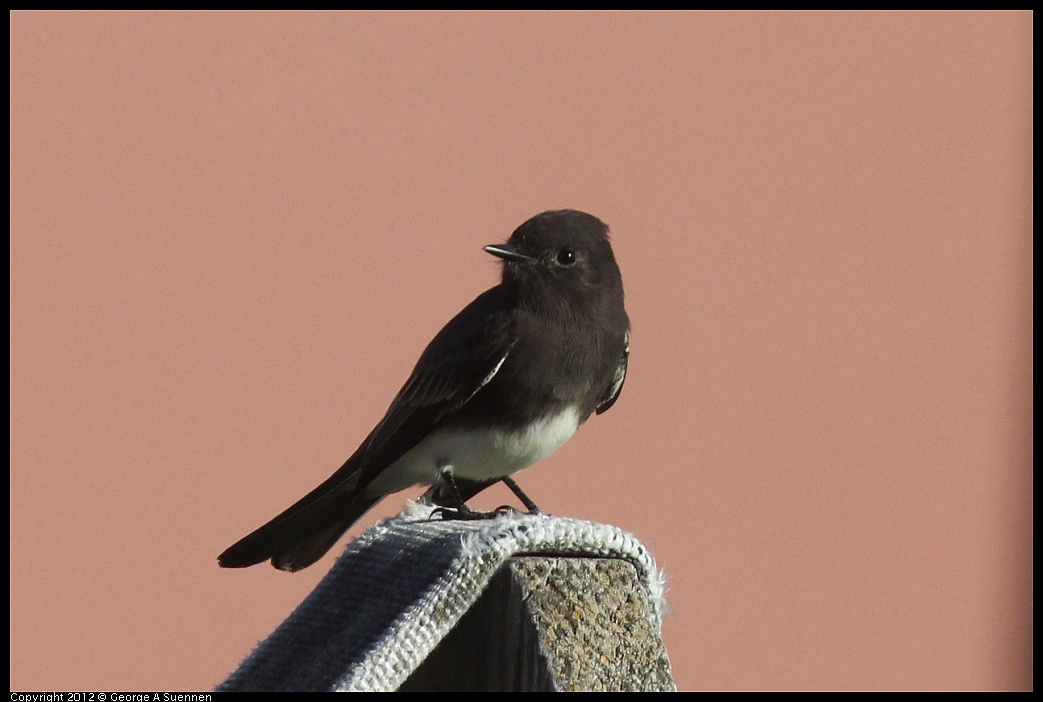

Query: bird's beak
[484,244,536,264]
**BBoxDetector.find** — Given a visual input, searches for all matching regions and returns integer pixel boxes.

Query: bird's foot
[430,504,516,522]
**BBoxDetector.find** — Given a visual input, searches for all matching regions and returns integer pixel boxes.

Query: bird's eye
[555,248,577,267]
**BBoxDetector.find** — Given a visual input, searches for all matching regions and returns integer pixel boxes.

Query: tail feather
[218,452,382,571]
[218,492,380,571]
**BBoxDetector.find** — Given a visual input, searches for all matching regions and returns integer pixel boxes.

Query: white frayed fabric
[217,505,668,692]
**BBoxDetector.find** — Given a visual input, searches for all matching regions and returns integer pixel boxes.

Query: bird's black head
[484,210,624,308]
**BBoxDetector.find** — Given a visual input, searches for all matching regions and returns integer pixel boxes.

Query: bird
[218,209,630,571]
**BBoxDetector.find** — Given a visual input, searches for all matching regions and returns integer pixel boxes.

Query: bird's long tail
[218,456,379,572]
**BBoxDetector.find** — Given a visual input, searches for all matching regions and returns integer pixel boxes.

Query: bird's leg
[430,465,485,521]
[438,464,476,515]
[431,465,515,522]
[501,477,541,513]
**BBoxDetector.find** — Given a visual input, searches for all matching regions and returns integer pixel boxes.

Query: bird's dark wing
[217,286,515,571]
[595,330,629,415]
[354,286,515,486]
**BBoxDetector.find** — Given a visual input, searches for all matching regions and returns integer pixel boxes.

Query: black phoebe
[218,209,630,571]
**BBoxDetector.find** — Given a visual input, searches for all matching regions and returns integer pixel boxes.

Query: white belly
[363,405,582,495]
